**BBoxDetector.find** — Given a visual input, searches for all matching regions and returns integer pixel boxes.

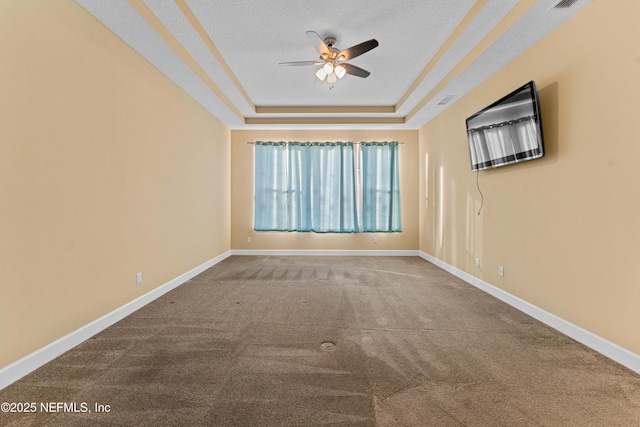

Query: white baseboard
[231,249,420,256]
[418,251,640,375]
[0,251,232,391]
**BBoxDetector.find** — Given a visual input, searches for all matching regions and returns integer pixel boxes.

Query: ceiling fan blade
[305,31,330,56]
[279,61,323,66]
[338,39,379,61]
[342,63,371,78]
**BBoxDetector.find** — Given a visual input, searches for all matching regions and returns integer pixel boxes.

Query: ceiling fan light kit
[280,31,379,86]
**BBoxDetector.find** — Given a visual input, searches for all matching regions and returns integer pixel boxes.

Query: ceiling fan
[279,31,379,84]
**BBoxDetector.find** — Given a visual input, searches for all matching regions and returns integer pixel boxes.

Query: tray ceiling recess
[76,0,590,130]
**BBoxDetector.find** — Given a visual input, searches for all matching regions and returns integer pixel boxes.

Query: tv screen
[466,81,544,171]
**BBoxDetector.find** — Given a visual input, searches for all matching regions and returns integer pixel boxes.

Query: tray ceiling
[76,0,591,129]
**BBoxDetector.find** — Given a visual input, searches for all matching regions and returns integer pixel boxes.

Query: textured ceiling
[76,0,591,130]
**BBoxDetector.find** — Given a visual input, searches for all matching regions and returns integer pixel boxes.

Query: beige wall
[420,0,640,354]
[231,130,419,251]
[0,0,230,368]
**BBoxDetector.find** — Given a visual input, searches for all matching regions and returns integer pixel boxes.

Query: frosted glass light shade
[327,72,337,83]
[334,64,346,79]
[315,68,327,81]
[323,62,334,74]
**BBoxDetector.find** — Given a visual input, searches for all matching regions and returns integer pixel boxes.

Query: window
[254,141,401,233]
[254,142,358,232]
[360,142,402,232]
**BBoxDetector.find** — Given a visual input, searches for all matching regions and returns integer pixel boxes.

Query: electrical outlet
[372,237,378,244]
[136,272,142,284]
[499,266,504,277]
[247,237,252,243]
[475,258,481,267]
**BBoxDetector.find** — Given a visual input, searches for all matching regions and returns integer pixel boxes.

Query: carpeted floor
[1,256,639,426]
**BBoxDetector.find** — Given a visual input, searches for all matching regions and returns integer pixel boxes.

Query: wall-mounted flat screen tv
[466,81,544,171]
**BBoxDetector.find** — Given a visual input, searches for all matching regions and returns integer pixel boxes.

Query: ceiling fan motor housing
[324,37,337,47]
[321,37,342,61]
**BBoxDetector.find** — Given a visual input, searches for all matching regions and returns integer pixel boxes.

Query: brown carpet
[1,256,639,426]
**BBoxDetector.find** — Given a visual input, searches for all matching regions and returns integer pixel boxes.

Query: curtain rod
[246,141,405,145]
